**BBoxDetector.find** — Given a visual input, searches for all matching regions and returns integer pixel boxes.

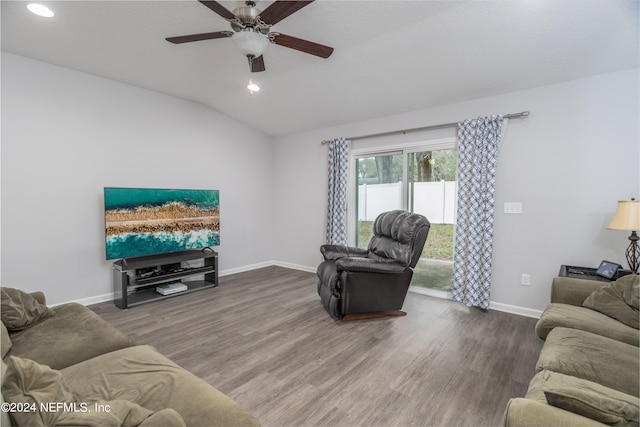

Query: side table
[558,265,633,282]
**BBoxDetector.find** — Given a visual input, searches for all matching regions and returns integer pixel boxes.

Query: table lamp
[607,198,640,273]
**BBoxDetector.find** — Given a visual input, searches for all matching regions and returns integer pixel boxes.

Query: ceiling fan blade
[271,33,333,58]
[166,31,233,44]
[250,55,266,72]
[198,0,236,20]
[258,1,314,26]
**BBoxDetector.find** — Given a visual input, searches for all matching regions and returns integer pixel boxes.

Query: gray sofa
[503,275,639,426]
[1,288,260,427]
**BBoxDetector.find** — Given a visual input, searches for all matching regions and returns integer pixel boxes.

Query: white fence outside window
[358,181,457,224]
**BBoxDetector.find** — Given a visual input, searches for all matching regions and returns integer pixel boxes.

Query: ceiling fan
[166,0,334,73]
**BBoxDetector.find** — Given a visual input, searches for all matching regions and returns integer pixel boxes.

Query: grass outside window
[358,221,454,261]
[358,221,454,292]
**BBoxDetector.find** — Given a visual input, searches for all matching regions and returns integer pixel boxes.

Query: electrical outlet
[521,274,531,286]
[504,202,523,214]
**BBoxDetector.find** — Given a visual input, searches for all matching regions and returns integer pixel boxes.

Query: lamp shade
[232,30,269,58]
[607,199,640,231]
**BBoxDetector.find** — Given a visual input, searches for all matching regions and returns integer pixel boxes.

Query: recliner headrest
[372,210,427,244]
[368,210,430,267]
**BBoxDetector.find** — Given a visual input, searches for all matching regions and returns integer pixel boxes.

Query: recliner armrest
[336,257,407,274]
[320,245,369,261]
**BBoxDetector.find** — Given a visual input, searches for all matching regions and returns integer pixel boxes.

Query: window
[351,139,457,296]
[355,153,403,248]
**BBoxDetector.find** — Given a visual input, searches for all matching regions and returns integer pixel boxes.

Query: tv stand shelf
[112,249,218,309]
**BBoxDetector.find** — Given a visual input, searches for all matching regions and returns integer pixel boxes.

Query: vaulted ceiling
[2,0,638,136]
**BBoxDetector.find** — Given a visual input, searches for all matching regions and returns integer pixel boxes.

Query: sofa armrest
[7,303,134,370]
[320,245,369,261]
[502,398,605,427]
[551,277,605,306]
[29,291,46,306]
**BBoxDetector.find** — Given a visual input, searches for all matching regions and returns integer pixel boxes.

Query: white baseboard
[50,292,113,308]
[219,261,316,276]
[220,260,316,275]
[62,262,542,319]
[218,261,275,277]
[272,261,317,273]
[409,287,542,319]
[489,301,542,319]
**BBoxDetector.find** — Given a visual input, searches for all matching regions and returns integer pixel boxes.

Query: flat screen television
[104,187,220,260]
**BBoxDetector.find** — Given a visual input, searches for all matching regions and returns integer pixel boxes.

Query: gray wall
[1,52,275,305]
[2,51,638,315]
[272,68,640,315]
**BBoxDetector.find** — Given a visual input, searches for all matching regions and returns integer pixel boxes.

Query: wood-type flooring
[90,266,543,427]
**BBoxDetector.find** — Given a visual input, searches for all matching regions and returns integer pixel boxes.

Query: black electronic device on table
[595,260,621,280]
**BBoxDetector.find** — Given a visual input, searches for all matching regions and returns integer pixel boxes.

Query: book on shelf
[156,283,188,295]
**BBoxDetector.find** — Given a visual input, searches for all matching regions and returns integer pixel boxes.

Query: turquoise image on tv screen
[104,187,220,260]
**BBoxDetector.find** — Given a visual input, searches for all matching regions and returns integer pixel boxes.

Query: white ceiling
[2,0,638,137]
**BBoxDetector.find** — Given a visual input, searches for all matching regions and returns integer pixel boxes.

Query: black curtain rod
[321,111,530,144]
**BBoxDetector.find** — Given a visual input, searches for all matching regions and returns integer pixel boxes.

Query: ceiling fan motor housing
[231,5,268,32]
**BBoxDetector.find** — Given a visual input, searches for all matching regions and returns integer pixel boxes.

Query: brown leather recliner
[317,210,430,320]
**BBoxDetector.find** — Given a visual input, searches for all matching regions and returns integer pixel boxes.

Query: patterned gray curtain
[451,115,504,309]
[326,137,349,245]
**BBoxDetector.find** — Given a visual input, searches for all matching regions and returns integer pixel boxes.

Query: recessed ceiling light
[27,3,54,18]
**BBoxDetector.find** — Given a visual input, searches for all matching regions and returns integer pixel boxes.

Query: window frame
[348,137,456,246]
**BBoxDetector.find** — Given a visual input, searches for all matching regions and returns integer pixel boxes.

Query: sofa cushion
[1,322,11,358]
[6,303,134,370]
[545,389,638,426]
[583,275,639,329]
[536,327,639,397]
[526,369,639,426]
[138,409,186,427]
[503,397,606,427]
[0,287,53,331]
[550,277,606,306]
[535,303,639,346]
[1,358,13,427]
[2,355,173,426]
[60,345,261,427]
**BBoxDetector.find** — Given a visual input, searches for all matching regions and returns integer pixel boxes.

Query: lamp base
[625,231,639,274]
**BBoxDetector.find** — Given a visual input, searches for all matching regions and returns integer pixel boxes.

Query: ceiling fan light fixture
[232,30,269,58]
[247,78,260,95]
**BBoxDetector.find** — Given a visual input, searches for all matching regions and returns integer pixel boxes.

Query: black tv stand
[112,249,218,309]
